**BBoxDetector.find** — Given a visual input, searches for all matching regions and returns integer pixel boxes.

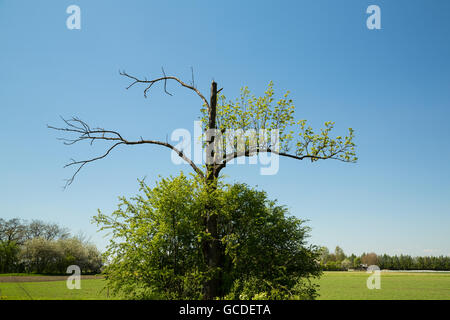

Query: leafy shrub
[94,173,322,299]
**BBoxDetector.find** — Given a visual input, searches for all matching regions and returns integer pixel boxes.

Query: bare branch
[161,67,173,96]
[48,117,205,188]
[119,69,209,110]
[63,142,125,189]
[190,66,195,88]
[216,146,349,171]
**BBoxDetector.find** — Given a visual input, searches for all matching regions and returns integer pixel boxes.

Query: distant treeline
[0,218,103,274]
[320,246,450,271]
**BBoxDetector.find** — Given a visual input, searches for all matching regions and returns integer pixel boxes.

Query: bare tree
[74,230,92,245]
[0,219,70,244]
[49,68,356,299]
[0,218,27,244]
[25,220,70,241]
[361,252,379,266]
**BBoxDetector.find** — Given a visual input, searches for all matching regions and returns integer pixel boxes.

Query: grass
[0,273,51,277]
[0,272,449,300]
[316,271,450,300]
[0,279,111,300]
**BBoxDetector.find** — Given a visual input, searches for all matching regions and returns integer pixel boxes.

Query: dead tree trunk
[203,80,222,299]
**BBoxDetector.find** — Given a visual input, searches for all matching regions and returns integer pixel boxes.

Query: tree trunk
[203,81,222,299]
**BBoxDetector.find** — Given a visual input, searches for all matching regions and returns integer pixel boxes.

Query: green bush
[94,173,322,300]
[0,241,20,273]
[19,237,102,274]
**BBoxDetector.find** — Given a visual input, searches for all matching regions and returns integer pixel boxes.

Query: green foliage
[353,257,362,269]
[319,246,450,271]
[341,259,352,270]
[19,238,102,274]
[93,173,322,300]
[219,182,322,299]
[319,246,346,270]
[0,241,20,273]
[93,174,207,299]
[224,276,319,300]
[0,218,102,275]
[334,246,346,262]
[377,254,450,271]
[200,82,357,162]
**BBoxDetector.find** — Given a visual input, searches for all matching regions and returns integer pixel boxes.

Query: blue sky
[1,0,449,256]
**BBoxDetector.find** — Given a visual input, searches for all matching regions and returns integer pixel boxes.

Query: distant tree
[377,254,389,269]
[328,253,337,262]
[0,219,102,274]
[20,237,102,274]
[0,218,27,245]
[361,252,378,266]
[399,255,414,270]
[392,255,401,269]
[74,230,92,245]
[25,220,70,241]
[324,261,342,271]
[415,256,425,270]
[326,252,450,271]
[348,254,357,267]
[20,238,60,273]
[334,246,346,262]
[319,246,330,264]
[0,241,20,273]
[0,218,70,245]
[353,257,362,269]
[341,258,352,270]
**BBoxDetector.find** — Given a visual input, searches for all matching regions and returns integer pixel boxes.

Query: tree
[0,241,20,273]
[361,252,378,266]
[49,69,357,299]
[319,246,330,264]
[20,237,102,274]
[348,253,357,268]
[25,220,70,241]
[327,253,337,262]
[20,238,60,273]
[93,173,322,299]
[0,218,70,245]
[353,257,362,269]
[0,219,102,274]
[334,246,346,262]
[341,258,352,270]
[0,218,27,245]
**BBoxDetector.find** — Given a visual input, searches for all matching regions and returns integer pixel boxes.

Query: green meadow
[0,272,449,300]
[0,279,111,300]
[316,271,450,300]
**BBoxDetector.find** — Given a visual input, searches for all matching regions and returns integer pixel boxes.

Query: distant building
[357,264,368,271]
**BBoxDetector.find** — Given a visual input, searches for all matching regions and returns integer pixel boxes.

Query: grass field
[316,271,450,300]
[0,279,111,300]
[0,272,449,300]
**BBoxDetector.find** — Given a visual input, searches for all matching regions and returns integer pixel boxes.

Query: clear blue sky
[1,0,449,256]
